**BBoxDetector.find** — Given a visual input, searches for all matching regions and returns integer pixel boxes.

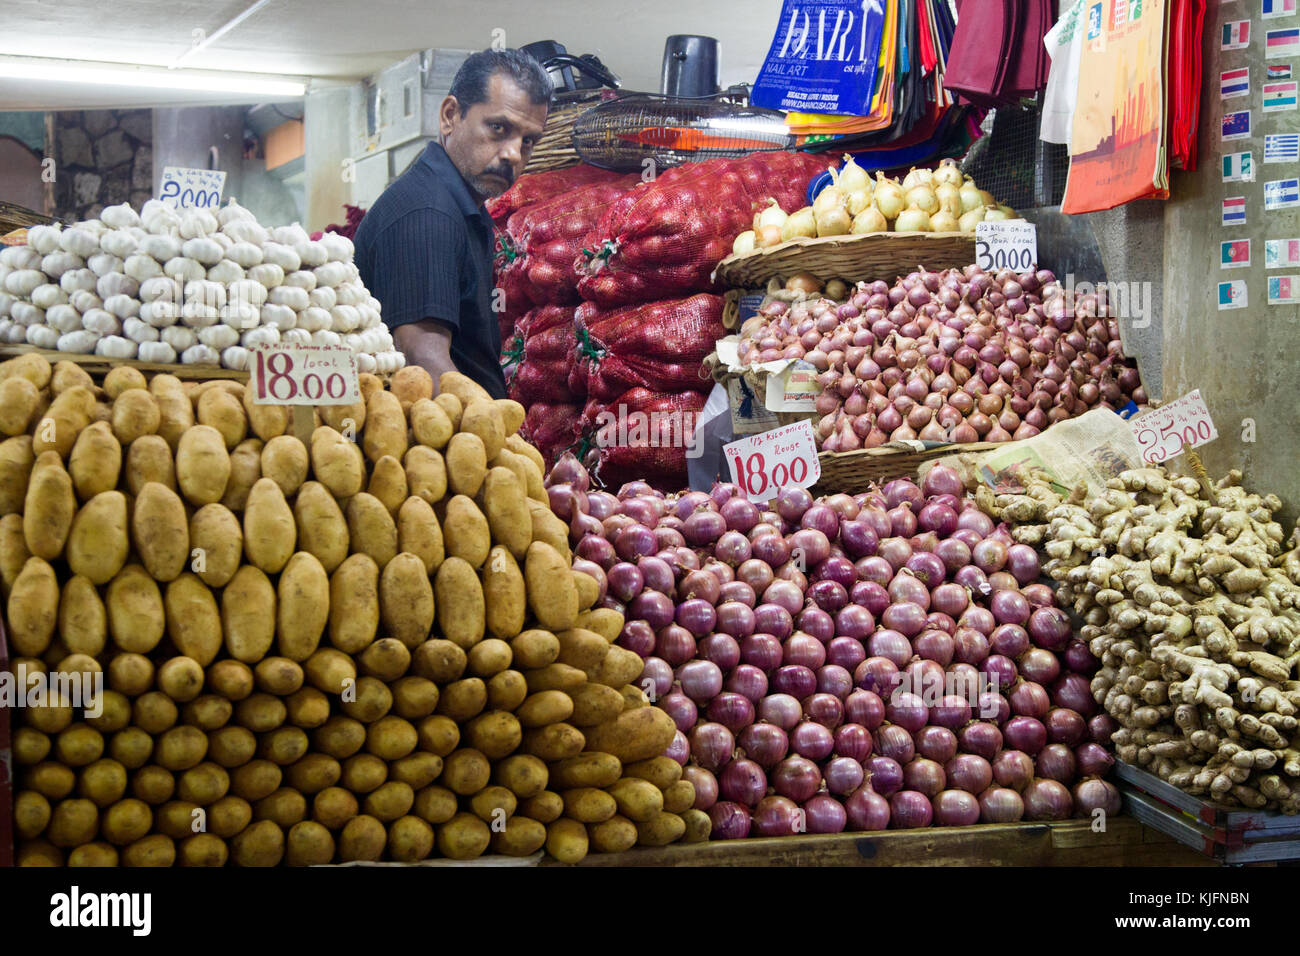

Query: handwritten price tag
[724,419,821,502]
[159,166,226,210]
[250,345,360,406]
[1130,390,1218,464]
[975,220,1038,272]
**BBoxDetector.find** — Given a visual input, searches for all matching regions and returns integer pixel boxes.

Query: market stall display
[0,202,405,374]
[2,352,699,865]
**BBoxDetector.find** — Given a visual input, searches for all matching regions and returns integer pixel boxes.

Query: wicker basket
[811,440,999,495]
[0,200,53,239]
[714,232,976,289]
[524,95,606,174]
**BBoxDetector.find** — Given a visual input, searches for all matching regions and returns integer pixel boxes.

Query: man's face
[441,72,549,200]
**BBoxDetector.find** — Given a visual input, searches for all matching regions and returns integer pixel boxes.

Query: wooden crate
[714,232,976,289]
[812,441,998,496]
[0,343,251,383]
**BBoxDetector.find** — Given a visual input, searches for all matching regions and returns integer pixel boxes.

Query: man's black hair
[449,49,554,116]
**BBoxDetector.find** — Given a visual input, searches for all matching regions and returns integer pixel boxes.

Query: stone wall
[52,109,152,222]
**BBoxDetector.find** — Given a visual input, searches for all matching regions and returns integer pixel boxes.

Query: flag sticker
[1264,80,1299,109]
[1222,109,1252,140]
[1267,275,1300,304]
[1265,238,1300,267]
[1265,133,1300,161]
[1268,64,1293,78]
[1223,151,1255,181]
[1264,0,1298,19]
[1218,280,1249,309]
[1265,177,1300,209]
[1267,27,1300,56]
[1223,196,1248,225]
[1224,20,1252,48]
[1221,239,1252,268]
[1222,67,1251,97]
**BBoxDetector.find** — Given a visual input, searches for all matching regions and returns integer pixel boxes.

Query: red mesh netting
[487,163,630,227]
[523,401,582,469]
[506,306,581,405]
[579,387,707,491]
[575,151,829,308]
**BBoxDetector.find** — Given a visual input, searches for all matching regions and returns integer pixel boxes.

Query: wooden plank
[0,344,249,382]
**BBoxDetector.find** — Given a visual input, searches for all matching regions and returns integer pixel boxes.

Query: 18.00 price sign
[251,345,360,406]
[724,419,822,502]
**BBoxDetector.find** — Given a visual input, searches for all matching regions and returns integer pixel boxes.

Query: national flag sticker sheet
[1223,109,1253,140]
[1223,196,1248,225]
[1265,133,1300,162]
[1267,275,1300,304]
[1267,27,1300,56]
[1264,177,1300,209]
[1218,280,1250,310]
[1268,64,1293,78]
[1265,238,1300,268]
[1263,80,1299,110]
[1221,67,1251,98]
[1221,239,1252,268]
[1224,20,1252,48]
[1264,0,1298,18]
[1223,151,1255,181]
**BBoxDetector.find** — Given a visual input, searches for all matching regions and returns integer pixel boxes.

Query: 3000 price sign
[250,345,360,406]
[974,240,1035,272]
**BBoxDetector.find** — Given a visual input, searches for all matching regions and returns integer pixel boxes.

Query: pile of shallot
[546,454,1121,836]
[734,266,1146,452]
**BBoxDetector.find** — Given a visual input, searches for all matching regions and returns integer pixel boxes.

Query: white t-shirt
[1041,0,1087,145]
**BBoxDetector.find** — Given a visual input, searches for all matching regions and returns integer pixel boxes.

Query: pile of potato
[1,351,706,865]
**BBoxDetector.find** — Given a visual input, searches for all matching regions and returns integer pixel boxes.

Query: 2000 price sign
[727,449,811,499]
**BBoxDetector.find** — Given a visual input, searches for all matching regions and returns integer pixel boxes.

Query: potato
[396,496,444,575]
[0,438,35,518]
[480,468,531,560]
[573,570,600,611]
[154,725,207,772]
[363,715,416,761]
[318,397,363,434]
[511,629,560,669]
[0,515,30,601]
[276,551,329,661]
[312,715,367,759]
[464,710,522,760]
[568,683,625,728]
[442,748,490,796]
[178,504,239,589]
[466,638,512,678]
[415,715,460,757]
[523,663,587,693]
[434,557,485,650]
[338,814,386,862]
[467,785,516,823]
[439,370,491,409]
[555,628,611,672]
[284,753,341,794]
[494,399,525,437]
[132,691,178,734]
[563,787,617,823]
[230,819,284,867]
[362,389,407,464]
[0,353,51,389]
[120,833,175,867]
[178,762,230,805]
[285,687,331,728]
[608,777,665,822]
[221,438,261,511]
[404,445,448,505]
[175,424,230,505]
[358,637,411,683]
[545,817,588,863]
[218,565,275,663]
[124,435,176,496]
[111,388,160,444]
[67,423,120,500]
[157,655,205,702]
[437,811,490,860]
[294,481,349,573]
[661,779,697,815]
[576,608,624,644]
[491,449,542,505]
[551,752,622,790]
[127,483,187,583]
[55,723,104,767]
[582,706,676,765]
[97,366,141,398]
[101,798,152,845]
[207,726,256,768]
[367,455,407,518]
[527,500,571,560]
[303,649,355,698]
[445,432,487,498]
[26,760,74,798]
[461,398,506,461]
[345,492,397,568]
[516,691,574,728]
[23,690,74,735]
[488,669,528,712]
[388,752,443,790]
[522,723,586,762]
[390,676,440,719]
[256,727,309,766]
[15,790,52,838]
[411,639,466,684]
[150,376,193,451]
[589,646,646,689]
[636,811,687,847]
[208,795,253,838]
[69,842,120,867]
[589,814,638,853]
[340,676,391,723]
[108,728,153,769]
[33,386,93,458]
[487,816,545,859]
[518,790,564,824]
[411,785,456,825]
[525,542,579,631]
[254,657,304,696]
[206,659,254,701]
[242,386,289,442]
[340,754,387,794]
[434,391,463,431]
[409,398,453,450]
[312,787,359,829]
[50,360,93,395]
[0,376,41,437]
[197,387,247,450]
[436,678,486,722]
[310,426,365,498]
[326,553,379,654]
[85,689,130,732]
[254,787,307,828]
[164,574,222,665]
[391,365,434,412]
[234,693,286,733]
[243,477,295,573]
[379,551,435,649]
[23,451,76,560]
[480,546,527,641]
[178,833,229,867]
[364,780,414,822]
[8,557,59,655]
[14,725,51,765]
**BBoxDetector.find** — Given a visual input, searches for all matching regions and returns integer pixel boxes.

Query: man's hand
[393,320,457,393]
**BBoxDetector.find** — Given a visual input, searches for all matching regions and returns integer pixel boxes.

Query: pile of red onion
[547,454,1121,837]
[734,266,1146,452]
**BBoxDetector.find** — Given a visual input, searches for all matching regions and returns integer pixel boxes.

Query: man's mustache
[480,165,516,185]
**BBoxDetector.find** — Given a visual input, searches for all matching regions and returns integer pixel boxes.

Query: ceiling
[0,0,786,111]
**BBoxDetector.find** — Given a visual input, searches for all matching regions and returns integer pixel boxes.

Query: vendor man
[354,49,552,398]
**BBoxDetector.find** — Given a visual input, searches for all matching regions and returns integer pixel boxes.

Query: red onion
[957,721,1003,761]
[843,690,885,730]
[1027,607,1071,651]
[678,660,724,703]
[903,758,946,797]
[708,801,751,839]
[915,726,958,763]
[1076,742,1115,778]
[1019,648,1061,685]
[680,569,722,605]
[606,562,644,603]
[683,766,718,810]
[1051,673,1095,716]
[725,664,769,703]
[639,657,674,698]
[921,464,964,499]
[1036,743,1077,784]
[855,657,901,697]
[874,724,916,765]
[629,590,674,630]
[618,620,656,658]
[720,496,761,533]
[637,556,675,594]
[992,750,1035,791]
[881,602,928,638]
[803,794,848,833]
[846,786,891,830]
[1009,681,1050,720]
[1073,779,1121,817]
[772,755,822,803]
[989,623,1030,658]
[708,692,756,733]
[1023,778,1073,820]
[738,722,789,770]
[783,634,826,671]
[753,604,793,641]
[990,588,1030,626]
[757,693,803,731]
[953,627,990,666]
[1003,717,1047,756]
[801,693,844,730]
[655,625,697,667]
[740,633,784,672]
[933,789,981,826]
[752,533,790,568]
[660,691,698,733]
[1005,544,1041,585]
[615,523,659,562]
[720,756,767,807]
[816,664,854,701]
[980,654,1018,691]
[689,721,735,772]
[914,630,956,668]
[827,637,868,673]
[978,786,1025,823]
[1064,640,1098,675]
[752,795,801,836]
[890,790,935,828]
[1046,707,1086,747]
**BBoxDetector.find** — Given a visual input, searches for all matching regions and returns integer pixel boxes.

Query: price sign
[724,419,821,502]
[250,345,360,406]
[975,220,1038,272]
[159,166,226,210]
[1130,390,1218,464]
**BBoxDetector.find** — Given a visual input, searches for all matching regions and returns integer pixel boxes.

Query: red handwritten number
[730,453,747,495]
[303,373,323,401]
[265,352,297,401]
[746,453,767,497]
[326,373,346,400]
[790,456,808,484]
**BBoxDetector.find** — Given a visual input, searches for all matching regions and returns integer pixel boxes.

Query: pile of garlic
[0,200,406,375]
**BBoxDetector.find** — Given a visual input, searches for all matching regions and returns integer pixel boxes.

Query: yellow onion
[873,172,905,220]
[929,210,959,233]
[781,207,818,241]
[978,188,996,206]
[824,278,850,299]
[813,183,845,217]
[837,154,871,192]
[958,207,986,232]
[815,207,852,237]
[785,272,823,294]
[902,167,933,190]
[935,182,962,216]
[982,205,1012,222]
[756,224,784,247]
[904,185,939,215]
[997,203,1018,218]
[732,230,757,254]
[895,207,932,232]
[847,187,874,216]
[933,159,964,187]
[959,180,984,214]
[755,198,787,231]
[851,206,887,233]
